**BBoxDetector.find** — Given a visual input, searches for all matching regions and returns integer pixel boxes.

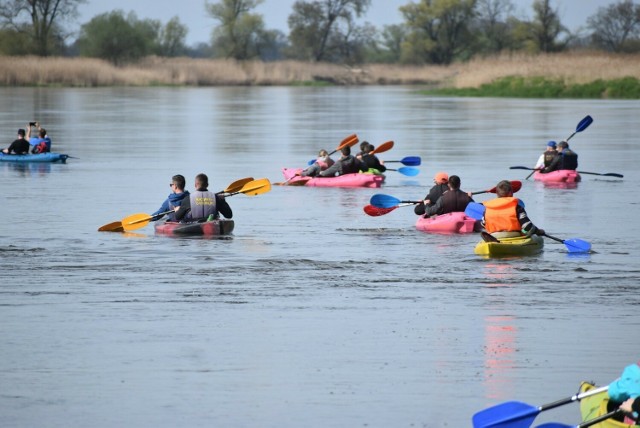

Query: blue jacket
[152,191,189,221]
[609,363,640,402]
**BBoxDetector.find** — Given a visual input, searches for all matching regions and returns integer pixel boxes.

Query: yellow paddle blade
[98,221,124,232]
[121,213,153,231]
[222,177,254,194]
[235,178,271,196]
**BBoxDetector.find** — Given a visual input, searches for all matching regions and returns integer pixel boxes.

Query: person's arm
[424,197,444,217]
[216,195,233,219]
[516,204,544,236]
[534,153,545,169]
[414,195,429,215]
[319,161,340,177]
[174,197,191,221]
[25,124,32,140]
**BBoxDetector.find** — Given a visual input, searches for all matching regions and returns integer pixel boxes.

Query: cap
[434,172,448,184]
[547,140,556,148]
[17,129,25,136]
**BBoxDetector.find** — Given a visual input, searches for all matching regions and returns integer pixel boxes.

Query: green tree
[157,16,188,57]
[587,0,640,52]
[473,0,516,53]
[0,0,85,56]
[399,0,477,65]
[530,0,565,52]
[206,0,266,60]
[77,11,156,65]
[287,0,371,62]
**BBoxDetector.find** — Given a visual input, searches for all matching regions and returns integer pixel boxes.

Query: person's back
[153,174,189,222]
[2,129,30,155]
[424,175,473,217]
[535,141,557,169]
[359,143,386,172]
[482,180,543,236]
[319,146,365,177]
[30,129,51,154]
[414,172,449,215]
[175,173,232,222]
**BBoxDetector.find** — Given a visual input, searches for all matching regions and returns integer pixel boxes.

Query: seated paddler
[174,173,232,222]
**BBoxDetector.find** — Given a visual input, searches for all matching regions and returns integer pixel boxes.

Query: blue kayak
[0,152,69,163]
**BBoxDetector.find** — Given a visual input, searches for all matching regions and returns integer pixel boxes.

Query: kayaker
[26,122,52,154]
[541,140,578,173]
[300,149,335,177]
[414,172,449,216]
[481,180,545,237]
[534,141,557,170]
[422,175,473,218]
[620,396,640,424]
[2,128,30,155]
[609,362,640,424]
[318,145,367,177]
[152,174,190,222]
[174,173,232,222]
[358,142,386,173]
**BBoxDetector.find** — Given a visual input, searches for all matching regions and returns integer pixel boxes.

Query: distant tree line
[1,0,640,65]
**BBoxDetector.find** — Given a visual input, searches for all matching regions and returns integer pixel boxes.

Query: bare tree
[474,0,515,53]
[587,0,640,52]
[0,0,85,55]
[530,0,565,52]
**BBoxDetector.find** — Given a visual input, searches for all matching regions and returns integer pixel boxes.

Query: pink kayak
[415,212,480,234]
[282,167,384,188]
[533,170,581,183]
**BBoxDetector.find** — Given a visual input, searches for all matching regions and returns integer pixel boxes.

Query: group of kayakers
[300,141,387,177]
[1,122,52,155]
[151,173,233,223]
[534,139,579,173]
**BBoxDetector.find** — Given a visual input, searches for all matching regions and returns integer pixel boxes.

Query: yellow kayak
[474,234,544,257]
[579,381,638,427]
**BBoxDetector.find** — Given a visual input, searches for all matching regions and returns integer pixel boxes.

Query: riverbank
[1,52,640,97]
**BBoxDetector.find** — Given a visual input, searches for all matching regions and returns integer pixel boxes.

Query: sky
[74,0,617,46]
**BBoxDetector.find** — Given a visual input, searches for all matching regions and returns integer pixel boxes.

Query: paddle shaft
[578,409,624,428]
[538,385,608,412]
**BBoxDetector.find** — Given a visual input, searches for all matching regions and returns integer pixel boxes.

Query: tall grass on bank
[1,52,640,98]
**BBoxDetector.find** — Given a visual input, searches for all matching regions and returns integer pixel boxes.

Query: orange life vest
[483,197,521,233]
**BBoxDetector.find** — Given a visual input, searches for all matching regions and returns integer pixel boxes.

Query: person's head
[195,173,208,191]
[38,129,46,138]
[360,141,369,152]
[557,141,568,151]
[496,180,513,197]
[365,143,375,153]
[547,140,557,150]
[448,175,461,190]
[17,129,25,138]
[341,146,351,156]
[434,172,448,185]
[170,174,186,192]
[318,149,329,157]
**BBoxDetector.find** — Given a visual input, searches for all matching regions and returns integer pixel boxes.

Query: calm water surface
[1,87,639,428]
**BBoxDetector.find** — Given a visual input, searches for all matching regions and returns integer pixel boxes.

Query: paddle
[523,115,594,179]
[534,409,624,428]
[541,232,591,253]
[472,385,609,428]
[223,177,271,196]
[218,176,254,194]
[385,156,421,166]
[370,140,394,155]
[386,166,420,176]
[363,204,400,216]
[370,194,422,209]
[511,166,623,178]
[471,180,522,195]
[98,221,124,232]
[464,202,486,220]
[306,134,359,165]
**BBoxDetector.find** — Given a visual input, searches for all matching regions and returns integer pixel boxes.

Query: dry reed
[1,52,639,88]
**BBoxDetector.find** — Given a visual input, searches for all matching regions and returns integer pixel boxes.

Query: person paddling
[2,128,30,155]
[414,172,449,216]
[318,145,366,177]
[481,180,544,238]
[152,174,190,222]
[541,140,578,173]
[300,149,335,177]
[534,140,557,170]
[422,175,473,218]
[174,173,232,222]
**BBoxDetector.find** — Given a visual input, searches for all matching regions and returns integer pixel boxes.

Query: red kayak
[415,212,480,234]
[533,170,581,183]
[282,168,384,188]
[154,219,234,236]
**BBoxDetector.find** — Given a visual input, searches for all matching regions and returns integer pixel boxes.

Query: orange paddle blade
[371,140,394,155]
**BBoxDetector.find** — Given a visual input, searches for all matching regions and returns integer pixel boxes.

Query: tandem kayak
[154,219,234,236]
[579,381,637,428]
[415,212,480,234]
[474,233,544,257]
[282,168,384,188]
[533,169,581,183]
[0,152,69,163]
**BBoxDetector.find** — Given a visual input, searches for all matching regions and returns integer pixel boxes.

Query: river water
[1,86,639,428]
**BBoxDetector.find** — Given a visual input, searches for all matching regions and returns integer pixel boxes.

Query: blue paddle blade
[564,238,591,253]
[534,424,573,428]
[465,202,486,220]
[370,194,401,209]
[307,159,315,166]
[576,115,593,132]
[398,166,420,176]
[401,156,421,166]
[472,401,539,428]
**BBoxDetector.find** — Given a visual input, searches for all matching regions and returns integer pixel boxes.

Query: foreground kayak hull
[533,170,581,183]
[474,234,544,257]
[579,381,636,427]
[154,219,234,236]
[0,152,69,163]
[415,212,480,234]
[282,168,384,188]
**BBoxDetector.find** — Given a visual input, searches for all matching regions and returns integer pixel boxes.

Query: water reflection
[2,161,51,176]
